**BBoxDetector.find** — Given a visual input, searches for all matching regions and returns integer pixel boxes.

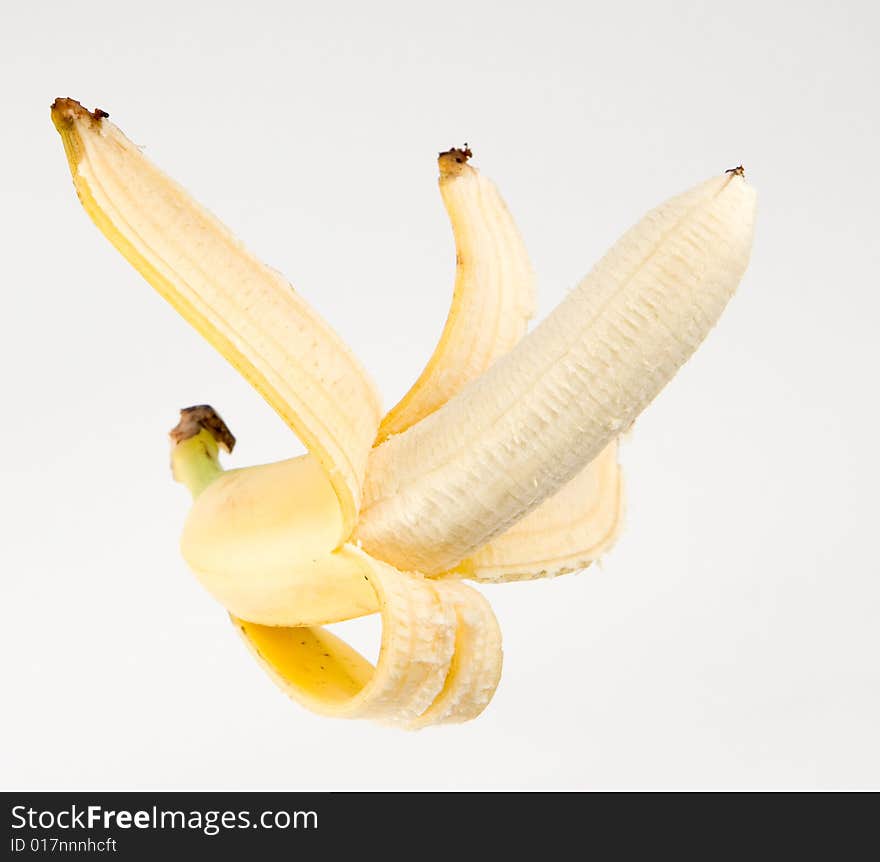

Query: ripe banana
[358,171,756,574]
[51,97,755,728]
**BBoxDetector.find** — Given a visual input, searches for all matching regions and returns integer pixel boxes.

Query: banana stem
[169,405,235,499]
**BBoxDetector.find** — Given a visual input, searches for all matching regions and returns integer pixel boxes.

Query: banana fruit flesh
[51,98,756,728]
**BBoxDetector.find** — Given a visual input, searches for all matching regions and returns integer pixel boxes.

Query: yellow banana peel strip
[376,147,535,443]
[234,552,459,725]
[406,579,503,728]
[51,98,380,538]
[234,567,501,727]
[52,99,756,728]
[233,554,502,726]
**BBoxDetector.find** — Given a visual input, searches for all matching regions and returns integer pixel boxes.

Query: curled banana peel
[51,98,756,727]
[171,416,501,726]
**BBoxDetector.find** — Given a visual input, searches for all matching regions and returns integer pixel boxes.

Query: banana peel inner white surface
[51,98,755,728]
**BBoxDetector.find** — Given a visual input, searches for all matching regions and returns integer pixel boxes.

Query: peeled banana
[51,97,756,728]
[359,172,756,574]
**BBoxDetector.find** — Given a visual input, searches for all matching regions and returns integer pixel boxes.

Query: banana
[376,146,535,443]
[52,98,756,728]
[358,171,756,574]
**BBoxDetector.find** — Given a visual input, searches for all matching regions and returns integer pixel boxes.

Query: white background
[2,0,878,789]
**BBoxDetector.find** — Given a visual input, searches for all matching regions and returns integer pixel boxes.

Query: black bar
[3,791,870,858]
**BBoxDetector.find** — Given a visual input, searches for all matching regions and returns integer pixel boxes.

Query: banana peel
[51,98,756,728]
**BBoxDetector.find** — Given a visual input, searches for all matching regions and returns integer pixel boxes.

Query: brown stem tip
[50,97,109,128]
[169,405,236,453]
[438,144,473,178]
[725,165,745,177]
